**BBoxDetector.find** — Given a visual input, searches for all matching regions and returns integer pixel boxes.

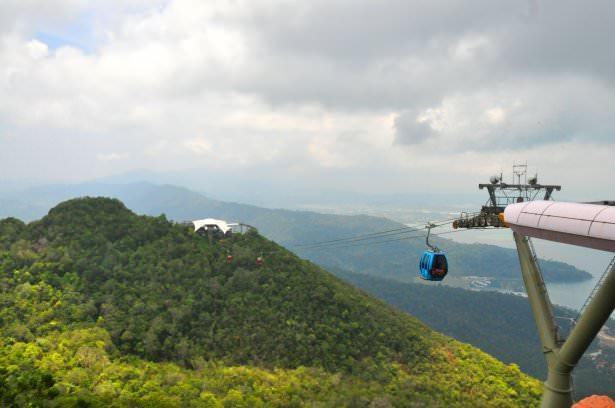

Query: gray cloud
[495,0,615,83]
[394,111,437,145]
[0,1,80,35]
[229,0,615,112]
[247,0,512,60]
[0,0,614,197]
[391,77,615,149]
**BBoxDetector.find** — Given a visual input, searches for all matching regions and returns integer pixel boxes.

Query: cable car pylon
[450,164,614,406]
[505,200,615,408]
[453,163,561,230]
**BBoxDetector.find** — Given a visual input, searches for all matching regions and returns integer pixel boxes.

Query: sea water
[448,228,613,313]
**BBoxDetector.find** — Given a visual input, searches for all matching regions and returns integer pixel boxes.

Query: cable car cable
[298,223,482,251]
[294,226,421,248]
[294,215,476,248]
[347,227,493,248]
[304,226,493,251]
[296,227,427,249]
[292,212,480,249]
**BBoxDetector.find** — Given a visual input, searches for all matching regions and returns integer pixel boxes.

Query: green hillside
[336,269,615,398]
[0,197,541,406]
[0,182,592,287]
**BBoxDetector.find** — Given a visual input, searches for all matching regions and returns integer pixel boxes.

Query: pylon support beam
[513,232,615,408]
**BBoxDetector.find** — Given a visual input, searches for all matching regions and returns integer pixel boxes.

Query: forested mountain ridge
[0,197,542,406]
[335,269,615,398]
[0,182,591,286]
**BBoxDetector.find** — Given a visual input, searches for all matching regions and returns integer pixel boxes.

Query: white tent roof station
[504,200,615,252]
[192,218,235,234]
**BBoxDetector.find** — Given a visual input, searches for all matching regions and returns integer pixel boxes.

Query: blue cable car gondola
[419,223,448,281]
[419,250,448,281]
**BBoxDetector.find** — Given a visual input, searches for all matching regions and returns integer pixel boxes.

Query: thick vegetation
[0,326,539,407]
[0,198,542,406]
[338,270,615,398]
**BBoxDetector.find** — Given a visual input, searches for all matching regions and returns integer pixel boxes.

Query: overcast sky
[1,0,614,200]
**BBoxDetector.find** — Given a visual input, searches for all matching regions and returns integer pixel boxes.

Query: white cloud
[451,35,492,61]
[184,138,213,155]
[96,152,127,161]
[26,39,49,59]
[0,0,613,198]
[394,111,438,145]
[485,107,505,124]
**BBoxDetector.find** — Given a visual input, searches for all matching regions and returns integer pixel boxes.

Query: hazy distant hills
[91,167,486,210]
[0,182,592,286]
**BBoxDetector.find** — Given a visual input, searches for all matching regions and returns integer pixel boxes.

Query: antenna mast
[454,163,561,229]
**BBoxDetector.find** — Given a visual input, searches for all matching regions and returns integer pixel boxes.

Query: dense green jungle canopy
[0,197,542,406]
[337,270,615,398]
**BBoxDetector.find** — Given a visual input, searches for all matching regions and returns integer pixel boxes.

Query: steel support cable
[353,227,494,248]
[292,218,448,248]
[304,227,495,251]
[310,232,429,250]
[296,218,482,250]
[574,255,615,324]
[292,212,481,249]
[293,225,425,249]
[295,227,433,249]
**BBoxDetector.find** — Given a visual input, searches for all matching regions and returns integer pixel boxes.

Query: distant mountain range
[91,168,487,210]
[0,182,592,287]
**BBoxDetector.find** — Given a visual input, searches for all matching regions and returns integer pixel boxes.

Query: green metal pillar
[513,232,615,408]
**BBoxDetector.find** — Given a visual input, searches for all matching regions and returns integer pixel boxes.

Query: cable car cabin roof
[192,218,232,234]
[504,200,615,252]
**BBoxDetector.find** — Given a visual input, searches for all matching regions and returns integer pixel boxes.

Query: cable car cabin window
[431,254,448,278]
[419,251,448,281]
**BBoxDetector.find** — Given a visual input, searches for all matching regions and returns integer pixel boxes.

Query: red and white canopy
[504,201,615,252]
